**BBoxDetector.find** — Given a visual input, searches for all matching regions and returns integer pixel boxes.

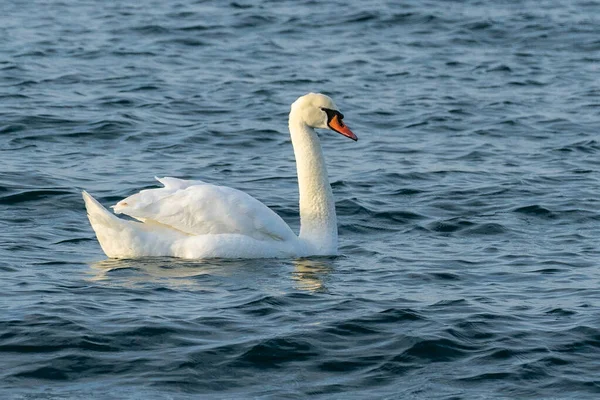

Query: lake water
[1,0,600,398]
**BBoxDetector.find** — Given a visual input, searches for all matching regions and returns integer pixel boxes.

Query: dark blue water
[2,0,600,398]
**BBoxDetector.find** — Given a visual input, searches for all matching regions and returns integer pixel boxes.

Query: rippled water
[2,0,600,398]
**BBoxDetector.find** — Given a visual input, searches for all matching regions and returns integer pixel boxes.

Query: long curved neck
[289,113,338,255]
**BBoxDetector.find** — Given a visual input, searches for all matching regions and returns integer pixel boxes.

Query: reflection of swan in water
[87,257,333,292]
[87,258,237,287]
[291,258,333,292]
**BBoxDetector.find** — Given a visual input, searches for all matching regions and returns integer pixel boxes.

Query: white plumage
[113,177,296,241]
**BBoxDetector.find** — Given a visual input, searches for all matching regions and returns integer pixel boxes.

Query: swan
[82,93,357,259]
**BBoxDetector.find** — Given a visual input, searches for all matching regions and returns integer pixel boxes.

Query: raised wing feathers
[113,177,296,241]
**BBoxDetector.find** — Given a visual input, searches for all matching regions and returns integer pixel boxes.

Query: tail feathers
[82,191,186,258]
[82,191,136,258]
[83,191,121,225]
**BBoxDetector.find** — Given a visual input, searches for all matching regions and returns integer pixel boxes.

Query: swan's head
[291,93,357,141]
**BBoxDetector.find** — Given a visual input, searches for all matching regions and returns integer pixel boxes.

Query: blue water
[2,0,600,398]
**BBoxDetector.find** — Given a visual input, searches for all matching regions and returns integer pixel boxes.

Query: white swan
[82,93,357,259]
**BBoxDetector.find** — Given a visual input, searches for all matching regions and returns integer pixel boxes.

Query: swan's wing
[113,177,296,241]
[156,176,207,190]
[111,177,206,217]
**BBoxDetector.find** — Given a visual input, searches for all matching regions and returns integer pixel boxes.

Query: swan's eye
[321,107,344,124]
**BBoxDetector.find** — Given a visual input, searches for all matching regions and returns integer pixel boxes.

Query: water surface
[1,0,600,398]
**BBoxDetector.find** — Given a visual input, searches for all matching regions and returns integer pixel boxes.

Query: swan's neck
[289,115,338,255]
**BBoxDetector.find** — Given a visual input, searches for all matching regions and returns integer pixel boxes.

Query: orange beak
[328,114,357,141]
